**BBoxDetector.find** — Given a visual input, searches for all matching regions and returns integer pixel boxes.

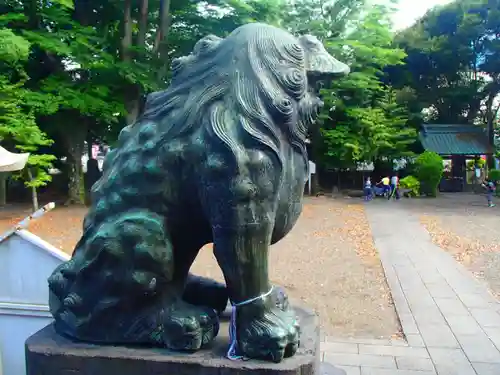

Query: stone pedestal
[25,306,343,375]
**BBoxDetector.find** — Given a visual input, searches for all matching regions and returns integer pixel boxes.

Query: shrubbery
[489,169,500,182]
[399,175,420,197]
[414,151,444,197]
[489,169,500,197]
[466,158,486,171]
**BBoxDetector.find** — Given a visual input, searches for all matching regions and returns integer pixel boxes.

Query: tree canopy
[392,0,500,164]
[0,0,499,201]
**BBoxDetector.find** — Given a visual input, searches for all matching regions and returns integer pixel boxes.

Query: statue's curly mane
[139,23,320,170]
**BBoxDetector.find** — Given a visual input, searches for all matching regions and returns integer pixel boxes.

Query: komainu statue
[48,23,349,362]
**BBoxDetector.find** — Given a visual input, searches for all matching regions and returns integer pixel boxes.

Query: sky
[391,0,453,30]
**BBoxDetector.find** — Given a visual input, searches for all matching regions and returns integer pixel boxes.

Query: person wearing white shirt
[390,173,399,200]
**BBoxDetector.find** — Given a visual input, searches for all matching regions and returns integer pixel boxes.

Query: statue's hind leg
[162,297,220,350]
[153,222,220,350]
[170,229,229,314]
[183,273,229,314]
[49,210,219,350]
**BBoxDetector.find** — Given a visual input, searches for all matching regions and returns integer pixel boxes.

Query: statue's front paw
[237,304,299,362]
[163,301,219,351]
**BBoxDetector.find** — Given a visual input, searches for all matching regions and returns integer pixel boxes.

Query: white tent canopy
[0,146,29,172]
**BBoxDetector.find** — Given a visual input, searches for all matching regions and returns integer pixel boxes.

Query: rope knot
[226,286,274,360]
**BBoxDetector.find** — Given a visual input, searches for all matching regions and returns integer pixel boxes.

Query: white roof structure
[0,146,29,172]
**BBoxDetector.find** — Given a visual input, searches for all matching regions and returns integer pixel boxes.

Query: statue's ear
[193,34,222,56]
[171,57,185,75]
[299,35,349,77]
[171,55,194,80]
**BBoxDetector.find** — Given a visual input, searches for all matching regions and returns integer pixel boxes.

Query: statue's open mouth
[298,35,350,126]
[300,72,337,126]
[306,71,334,100]
[302,36,350,101]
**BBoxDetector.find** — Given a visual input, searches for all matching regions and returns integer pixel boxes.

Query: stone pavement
[320,202,500,375]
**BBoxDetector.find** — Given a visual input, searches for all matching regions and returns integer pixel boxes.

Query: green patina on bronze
[47,23,349,362]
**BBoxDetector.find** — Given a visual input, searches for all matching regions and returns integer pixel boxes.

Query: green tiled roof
[419,124,493,156]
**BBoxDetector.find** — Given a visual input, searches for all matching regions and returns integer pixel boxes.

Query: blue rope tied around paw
[227,286,274,360]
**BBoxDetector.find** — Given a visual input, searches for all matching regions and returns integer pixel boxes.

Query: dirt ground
[401,194,500,298]
[0,197,400,339]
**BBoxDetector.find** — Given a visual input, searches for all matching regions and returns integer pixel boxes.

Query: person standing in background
[481,177,497,207]
[380,176,390,198]
[390,173,400,200]
[364,177,372,201]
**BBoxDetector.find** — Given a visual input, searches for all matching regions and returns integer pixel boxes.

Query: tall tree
[0,24,57,208]
[1,0,129,203]
[393,0,500,165]
[282,2,415,170]
[1,0,288,203]
[320,5,414,169]
[282,0,366,38]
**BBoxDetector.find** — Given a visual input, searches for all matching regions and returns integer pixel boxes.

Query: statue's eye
[302,36,320,50]
[307,41,319,50]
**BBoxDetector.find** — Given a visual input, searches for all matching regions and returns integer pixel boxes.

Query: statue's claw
[236,301,300,362]
[163,301,219,351]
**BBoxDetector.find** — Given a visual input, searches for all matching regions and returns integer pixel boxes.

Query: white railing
[0,204,69,375]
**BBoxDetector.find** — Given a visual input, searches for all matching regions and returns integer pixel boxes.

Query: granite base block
[26,306,342,375]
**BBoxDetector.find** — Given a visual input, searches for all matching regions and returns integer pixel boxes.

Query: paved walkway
[320,202,500,375]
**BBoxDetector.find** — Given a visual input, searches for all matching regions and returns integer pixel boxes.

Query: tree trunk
[153,0,173,82]
[120,0,138,125]
[63,125,86,205]
[0,173,7,206]
[27,168,38,211]
[137,0,149,48]
[485,95,499,169]
[22,0,40,28]
[121,0,133,62]
[311,173,320,195]
[122,0,150,126]
[85,132,93,205]
[66,154,84,205]
[87,132,93,159]
[125,85,141,125]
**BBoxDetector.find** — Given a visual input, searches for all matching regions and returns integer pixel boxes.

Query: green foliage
[316,5,416,169]
[0,28,30,67]
[0,0,294,203]
[466,158,485,171]
[489,169,500,182]
[1,0,461,200]
[282,0,366,38]
[11,154,56,188]
[393,0,500,128]
[0,26,56,191]
[489,169,500,196]
[415,151,444,197]
[399,175,420,196]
